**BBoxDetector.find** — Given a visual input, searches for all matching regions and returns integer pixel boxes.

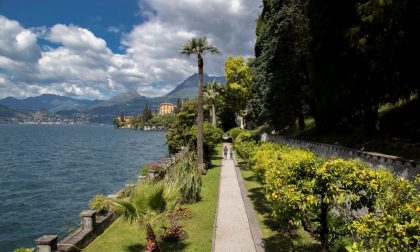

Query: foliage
[233,130,259,169]
[141,104,153,122]
[13,248,34,252]
[250,0,310,130]
[348,176,420,251]
[189,122,223,163]
[223,56,253,119]
[88,194,110,216]
[84,144,222,252]
[146,114,176,128]
[251,142,286,180]
[166,99,223,162]
[180,36,220,173]
[113,181,180,251]
[165,151,202,204]
[118,184,135,199]
[263,147,319,230]
[257,141,419,250]
[204,80,221,127]
[226,127,245,142]
[250,0,420,134]
[166,100,197,154]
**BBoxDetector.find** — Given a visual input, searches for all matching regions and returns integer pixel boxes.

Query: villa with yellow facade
[159,103,176,115]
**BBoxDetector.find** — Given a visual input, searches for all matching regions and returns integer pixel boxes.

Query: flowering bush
[258,142,420,250]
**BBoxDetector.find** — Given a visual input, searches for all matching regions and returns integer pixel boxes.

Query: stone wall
[262,134,419,181]
[34,149,187,252]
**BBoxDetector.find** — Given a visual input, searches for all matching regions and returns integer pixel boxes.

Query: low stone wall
[34,149,187,252]
[57,210,118,252]
[262,134,419,181]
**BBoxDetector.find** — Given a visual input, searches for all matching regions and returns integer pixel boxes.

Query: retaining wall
[262,134,419,181]
[34,149,187,252]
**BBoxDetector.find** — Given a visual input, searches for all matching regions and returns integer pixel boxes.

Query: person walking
[229,147,233,160]
[223,145,228,160]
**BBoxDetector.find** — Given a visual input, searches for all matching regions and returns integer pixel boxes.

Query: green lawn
[83,146,222,252]
[238,159,321,252]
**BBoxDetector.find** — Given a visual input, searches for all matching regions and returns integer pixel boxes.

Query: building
[159,103,176,115]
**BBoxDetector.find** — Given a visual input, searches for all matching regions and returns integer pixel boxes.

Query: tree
[142,104,153,122]
[250,0,310,131]
[180,37,220,174]
[224,56,253,129]
[204,80,221,127]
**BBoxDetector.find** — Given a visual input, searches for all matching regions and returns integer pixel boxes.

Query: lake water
[0,124,168,251]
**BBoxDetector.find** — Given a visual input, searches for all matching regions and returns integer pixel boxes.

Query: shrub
[251,142,286,180]
[264,147,320,230]
[14,248,34,252]
[189,122,223,163]
[118,184,135,199]
[88,194,109,215]
[348,175,420,251]
[253,140,420,250]
[233,130,259,168]
[227,127,245,142]
[165,151,202,204]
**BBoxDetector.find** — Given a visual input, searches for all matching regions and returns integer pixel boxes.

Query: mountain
[165,73,226,99]
[0,94,99,112]
[0,73,226,124]
[81,90,165,123]
[0,105,30,123]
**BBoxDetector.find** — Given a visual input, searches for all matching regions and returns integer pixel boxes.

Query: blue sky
[0,0,259,99]
[0,0,143,53]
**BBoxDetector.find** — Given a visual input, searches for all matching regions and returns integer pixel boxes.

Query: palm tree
[113,181,179,252]
[204,80,220,127]
[180,37,220,174]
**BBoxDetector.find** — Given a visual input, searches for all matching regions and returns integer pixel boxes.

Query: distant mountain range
[0,73,226,124]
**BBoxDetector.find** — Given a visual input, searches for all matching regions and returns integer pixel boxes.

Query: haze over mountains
[0,73,225,124]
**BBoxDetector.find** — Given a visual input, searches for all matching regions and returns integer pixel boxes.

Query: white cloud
[0,1,259,100]
[0,16,41,63]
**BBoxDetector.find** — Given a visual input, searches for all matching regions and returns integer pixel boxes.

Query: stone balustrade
[34,148,188,251]
[263,133,419,181]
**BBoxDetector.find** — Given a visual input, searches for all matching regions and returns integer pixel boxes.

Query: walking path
[213,143,264,252]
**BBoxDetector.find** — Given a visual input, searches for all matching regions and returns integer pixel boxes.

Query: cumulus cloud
[0,1,259,100]
[123,0,259,88]
[0,16,41,63]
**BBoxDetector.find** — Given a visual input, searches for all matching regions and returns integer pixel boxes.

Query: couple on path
[223,145,233,160]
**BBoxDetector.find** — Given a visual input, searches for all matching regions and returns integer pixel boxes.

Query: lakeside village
[113,102,177,130]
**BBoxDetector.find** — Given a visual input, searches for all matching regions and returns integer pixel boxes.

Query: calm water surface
[0,124,167,251]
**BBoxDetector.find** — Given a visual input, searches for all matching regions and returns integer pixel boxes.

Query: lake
[0,124,168,251]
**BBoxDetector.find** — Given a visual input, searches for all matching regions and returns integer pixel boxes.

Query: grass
[237,157,321,252]
[281,95,420,160]
[83,145,222,252]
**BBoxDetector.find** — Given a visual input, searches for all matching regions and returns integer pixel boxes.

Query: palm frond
[112,199,138,223]
[180,36,220,57]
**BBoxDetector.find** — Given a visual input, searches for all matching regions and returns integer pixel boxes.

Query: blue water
[0,124,168,251]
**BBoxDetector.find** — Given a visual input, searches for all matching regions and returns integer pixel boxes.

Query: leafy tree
[166,100,197,154]
[224,56,253,128]
[250,0,310,131]
[180,37,220,174]
[204,80,221,127]
[347,0,420,133]
[189,122,223,163]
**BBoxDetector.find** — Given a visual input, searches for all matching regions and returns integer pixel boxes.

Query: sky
[0,0,260,100]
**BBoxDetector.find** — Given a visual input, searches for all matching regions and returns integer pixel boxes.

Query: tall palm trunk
[211,103,216,127]
[197,56,205,174]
